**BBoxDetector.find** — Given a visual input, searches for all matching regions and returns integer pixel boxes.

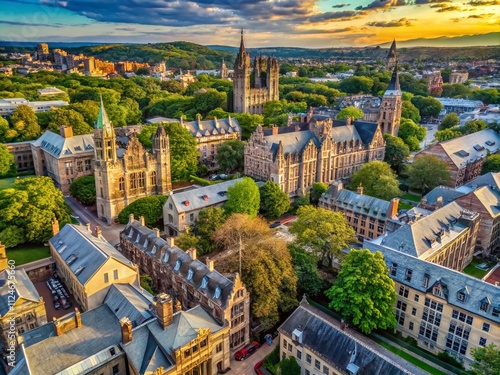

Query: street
[226,338,277,375]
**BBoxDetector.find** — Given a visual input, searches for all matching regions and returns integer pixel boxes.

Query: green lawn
[0,175,36,190]
[402,193,421,202]
[399,202,414,210]
[6,245,51,266]
[372,337,447,375]
[463,258,495,279]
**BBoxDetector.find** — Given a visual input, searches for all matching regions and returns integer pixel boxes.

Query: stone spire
[95,94,113,133]
[386,62,401,93]
[387,39,397,70]
[239,28,245,54]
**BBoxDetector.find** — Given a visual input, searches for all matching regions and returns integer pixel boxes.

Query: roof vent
[473,144,485,151]
[202,195,209,201]
[184,200,190,206]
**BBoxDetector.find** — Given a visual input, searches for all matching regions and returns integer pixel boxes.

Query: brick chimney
[120,317,133,344]
[206,257,214,272]
[154,228,160,238]
[187,248,196,260]
[52,309,82,336]
[60,125,73,138]
[128,213,135,224]
[156,293,173,329]
[356,183,364,195]
[86,222,91,232]
[94,226,102,238]
[271,125,279,135]
[139,216,145,226]
[52,217,60,236]
[166,237,174,247]
[436,196,443,208]
[387,198,400,218]
[0,242,8,272]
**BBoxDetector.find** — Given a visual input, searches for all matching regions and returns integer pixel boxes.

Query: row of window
[283,340,330,375]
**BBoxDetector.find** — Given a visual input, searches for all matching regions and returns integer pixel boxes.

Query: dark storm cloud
[332,2,351,8]
[366,18,414,27]
[308,10,367,23]
[358,0,409,10]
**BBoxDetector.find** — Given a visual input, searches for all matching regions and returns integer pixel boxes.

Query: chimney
[346,117,352,126]
[307,106,313,122]
[52,217,60,236]
[272,125,279,135]
[53,317,63,336]
[387,198,400,218]
[187,248,196,260]
[139,216,145,226]
[128,213,134,224]
[95,226,102,238]
[436,196,443,208]
[357,183,364,195]
[0,242,7,272]
[206,257,214,272]
[86,222,91,232]
[156,293,173,329]
[120,317,133,344]
[60,125,73,138]
[166,237,174,247]
[75,308,82,328]
[330,180,343,197]
[154,228,160,238]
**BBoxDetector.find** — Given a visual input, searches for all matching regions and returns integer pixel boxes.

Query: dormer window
[433,285,442,298]
[174,260,181,271]
[201,276,209,289]
[214,285,221,299]
[405,269,413,282]
[74,266,85,276]
[423,274,430,289]
[151,245,157,255]
[136,233,140,242]
[390,263,398,276]
[143,239,148,248]
[480,298,490,313]
[163,251,170,263]
[128,230,132,238]
[187,268,194,281]
[457,292,466,302]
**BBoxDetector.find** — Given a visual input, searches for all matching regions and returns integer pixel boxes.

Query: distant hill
[376,32,500,48]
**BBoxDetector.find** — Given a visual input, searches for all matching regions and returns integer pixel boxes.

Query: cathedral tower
[379,63,402,136]
[387,39,397,70]
[233,30,251,113]
[153,125,172,195]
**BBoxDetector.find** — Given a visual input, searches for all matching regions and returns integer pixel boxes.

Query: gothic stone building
[232,30,279,114]
[94,100,172,224]
[120,216,251,350]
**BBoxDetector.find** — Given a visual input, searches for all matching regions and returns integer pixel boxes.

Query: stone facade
[6,141,34,172]
[94,100,172,224]
[232,30,279,114]
[120,217,251,351]
[449,72,469,84]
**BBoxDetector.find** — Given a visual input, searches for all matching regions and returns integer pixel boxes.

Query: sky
[0,0,499,47]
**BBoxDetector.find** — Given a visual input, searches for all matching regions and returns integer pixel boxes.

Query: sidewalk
[226,339,277,375]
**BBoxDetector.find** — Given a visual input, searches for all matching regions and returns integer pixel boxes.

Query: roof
[31,130,94,158]
[104,284,155,327]
[22,304,123,375]
[279,301,414,375]
[464,172,500,190]
[267,130,320,158]
[38,87,65,95]
[378,202,477,259]
[121,221,235,310]
[437,129,500,168]
[181,117,241,138]
[363,242,500,324]
[483,264,500,286]
[465,185,500,218]
[422,186,465,205]
[0,268,41,317]
[95,97,112,132]
[49,224,136,285]
[385,64,401,95]
[168,178,242,213]
[146,116,179,124]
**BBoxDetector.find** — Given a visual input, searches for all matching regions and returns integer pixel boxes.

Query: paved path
[226,339,277,375]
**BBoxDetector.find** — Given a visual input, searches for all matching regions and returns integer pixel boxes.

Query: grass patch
[0,175,36,190]
[399,201,414,210]
[371,337,447,375]
[402,193,421,202]
[7,244,51,266]
[463,258,495,279]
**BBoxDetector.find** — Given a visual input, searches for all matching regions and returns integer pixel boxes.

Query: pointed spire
[239,28,245,54]
[387,39,397,58]
[95,94,112,131]
[386,62,401,93]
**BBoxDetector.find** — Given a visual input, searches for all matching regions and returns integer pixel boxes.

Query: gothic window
[150,171,157,186]
[130,173,137,189]
[119,177,125,191]
[139,172,145,188]
[85,159,92,171]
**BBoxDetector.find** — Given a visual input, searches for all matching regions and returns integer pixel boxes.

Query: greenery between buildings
[463,258,496,279]
[117,195,167,228]
[6,244,50,265]
[263,345,280,375]
[69,175,96,205]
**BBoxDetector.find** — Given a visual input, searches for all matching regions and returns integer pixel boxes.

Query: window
[139,172,145,188]
[130,172,137,189]
[288,343,292,351]
[184,349,191,358]
[409,322,414,331]
[306,371,310,375]
[414,294,419,302]
[119,177,125,191]
[479,337,487,347]
[412,307,417,316]
[187,268,194,281]
[323,366,329,375]
[423,274,429,288]
[398,285,409,298]
[112,365,119,375]
[200,339,207,347]
[282,352,286,360]
[480,301,489,312]
[104,273,109,283]
[18,327,25,334]
[493,307,500,317]
[482,323,490,332]
[306,354,311,364]
[174,260,181,271]
[85,159,92,171]
[113,269,118,280]
[457,292,466,302]
[150,171,157,186]
[391,263,398,276]
[315,359,321,370]
[297,350,302,360]
[190,213,194,222]
[405,269,413,282]
[216,343,223,353]
[201,276,209,289]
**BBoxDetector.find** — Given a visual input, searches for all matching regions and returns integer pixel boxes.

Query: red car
[234,341,260,361]
[254,360,264,375]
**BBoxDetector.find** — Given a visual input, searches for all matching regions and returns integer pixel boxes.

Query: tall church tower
[267,57,280,102]
[379,63,402,136]
[153,126,172,194]
[233,30,251,113]
[387,39,397,70]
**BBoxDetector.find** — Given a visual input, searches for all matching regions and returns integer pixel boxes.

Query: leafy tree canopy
[233,112,263,140]
[310,182,329,205]
[326,249,397,334]
[0,144,14,177]
[406,154,451,193]
[470,343,500,375]
[289,244,324,298]
[278,356,301,375]
[383,134,410,172]
[225,177,260,217]
[217,140,245,173]
[117,195,167,228]
[259,180,290,219]
[350,161,401,200]
[398,118,426,151]
[438,113,459,130]
[48,108,93,135]
[337,106,364,121]
[401,100,421,124]
[410,95,443,118]
[435,128,462,142]
[482,154,500,174]
[338,76,373,95]
[69,176,96,206]
[9,104,41,141]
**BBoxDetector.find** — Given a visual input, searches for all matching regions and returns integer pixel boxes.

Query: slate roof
[0,268,41,317]
[422,186,465,205]
[168,178,242,214]
[181,116,241,138]
[267,130,320,157]
[378,202,475,259]
[363,242,500,324]
[466,185,500,218]
[122,221,235,310]
[464,172,500,190]
[31,130,94,158]
[49,224,136,285]
[436,129,500,168]
[279,301,413,375]
[104,284,155,327]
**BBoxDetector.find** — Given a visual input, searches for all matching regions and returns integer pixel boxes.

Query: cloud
[414,0,447,3]
[0,20,63,27]
[430,3,461,11]
[468,13,495,18]
[308,10,367,23]
[292,26,357,34]
[357,0,409,11]
[366,17,414,27]
[467,0,499,5]
[450,17,460,22]
[332,2,350,8]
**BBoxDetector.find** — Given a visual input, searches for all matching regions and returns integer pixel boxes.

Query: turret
[153,125,172,194]
[387,39,397,70]
[94,95,117,162]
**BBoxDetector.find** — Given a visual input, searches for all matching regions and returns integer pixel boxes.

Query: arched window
[139,172,145,188]
[119,177,125,191]
[130,173,137,189]
[150,171,157,186]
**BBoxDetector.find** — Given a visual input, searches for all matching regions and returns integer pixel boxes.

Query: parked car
[234,341,260,361]
[269,221,281,229]
[254,360,264,375]
[60,298,71,309]
[53,301,61,310]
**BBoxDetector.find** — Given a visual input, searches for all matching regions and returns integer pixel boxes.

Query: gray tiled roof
[168,178,242,213]
[423,186,465,205]
[0,269,41,317]
[104,284,155,327]
[279,301,412,375]
[267,130,320,157]
[49,224,135,285]
[464,172,500,190]
[363,242,500,324]
[31,130,94,158]
[468,185,500,218]
[181,117,241,137]
[379,202,472,258]
[122,222,235,310]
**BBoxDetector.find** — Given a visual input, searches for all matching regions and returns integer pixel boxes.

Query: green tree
[401,100,421,124]
[461,119,487,135]
[233,113,263,140]
[180,206,227,255]
[471,88,499,105]
[9,104,41,140]
[175,232,200,251]
[470,343,500,375]
[68,100,99,126]
[289,244,323,298]
[383,134,410,173]
[438,113,459,130]
[0,117,10,142]
[351,161,401,200]
[435,128,462,142]
[339,76,373,94]
[278,356,301,375]
[214,214,297,329]
[0,144,14,177]
[398,118,426,151]
[407,154,451,193]
[0,177,70,247]
[326,249,396,334]
[160,80,185,94]
[48,108,93,135]
[259,181,290,219]
[140,274,155,295]
[310,182,328,205]
[69,176,96,205]
[193,89,227,117]
[399,73,429,96]
[117,196,167,228]
[410,96,443,118]
[217,140,245,173]
[225,177,260,217]
[290,206,355,267]
[337,106,364,121]
[482,155,500,174]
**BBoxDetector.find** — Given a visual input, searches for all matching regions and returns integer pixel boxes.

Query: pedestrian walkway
[226,339,277,375]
